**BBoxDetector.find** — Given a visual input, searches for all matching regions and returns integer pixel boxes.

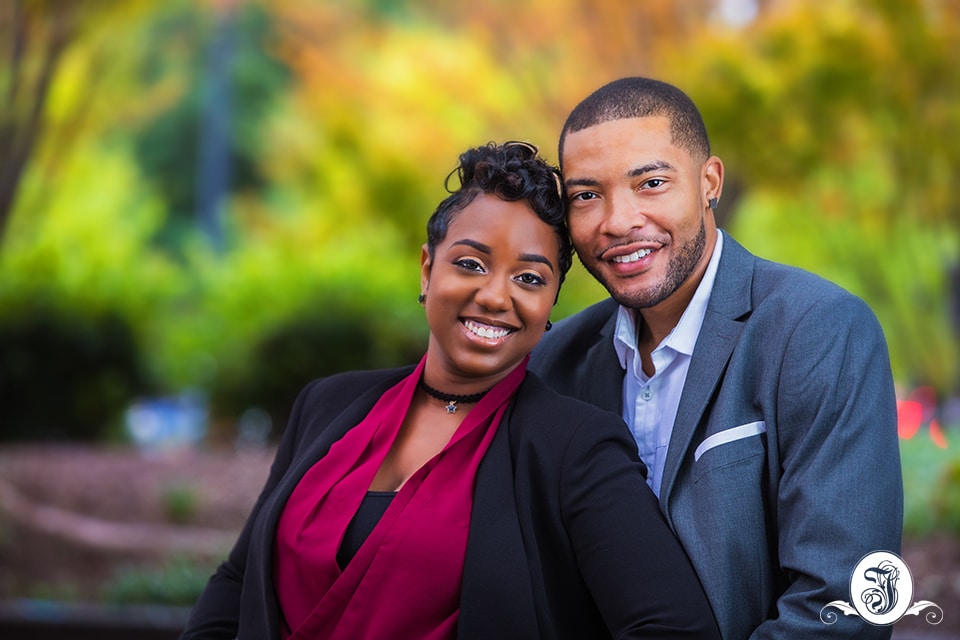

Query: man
[530,77,903,639]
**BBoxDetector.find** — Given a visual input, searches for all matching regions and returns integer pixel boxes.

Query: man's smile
[612,248,654,264]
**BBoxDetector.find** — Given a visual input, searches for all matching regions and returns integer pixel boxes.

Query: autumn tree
[670,0,960,390]
[0,0,76,241]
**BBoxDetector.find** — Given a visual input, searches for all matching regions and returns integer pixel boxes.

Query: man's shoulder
[529,298,619,397]
[543,297,618,343]
[722,233,871,313]
[530,298,617,370]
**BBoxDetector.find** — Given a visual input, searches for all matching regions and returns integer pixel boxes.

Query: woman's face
[421,193,561,391]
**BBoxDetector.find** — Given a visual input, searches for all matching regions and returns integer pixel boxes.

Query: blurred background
[0,0,958,637]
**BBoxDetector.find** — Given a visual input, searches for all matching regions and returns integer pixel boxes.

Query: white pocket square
[694,421,766,462]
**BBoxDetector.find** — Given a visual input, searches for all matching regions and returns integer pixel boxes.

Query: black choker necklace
[418,379,488,414]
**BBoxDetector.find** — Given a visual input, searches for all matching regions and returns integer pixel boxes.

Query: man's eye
[643,178,665,189]
[571,191,597,201]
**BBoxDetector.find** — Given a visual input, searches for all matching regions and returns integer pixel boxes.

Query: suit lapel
[659,236,754,511]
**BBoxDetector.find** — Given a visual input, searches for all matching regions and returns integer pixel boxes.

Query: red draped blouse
[273,354,527,640]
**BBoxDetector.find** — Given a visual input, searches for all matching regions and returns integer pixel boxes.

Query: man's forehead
[561,117,680,173]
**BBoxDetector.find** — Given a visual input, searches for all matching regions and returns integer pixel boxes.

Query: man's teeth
[612,248,653,264]
[464,320,511,339]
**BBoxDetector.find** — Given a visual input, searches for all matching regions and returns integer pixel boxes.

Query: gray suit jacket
[530,233,903,640]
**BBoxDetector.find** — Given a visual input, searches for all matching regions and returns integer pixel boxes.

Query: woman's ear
[420,244,432,293]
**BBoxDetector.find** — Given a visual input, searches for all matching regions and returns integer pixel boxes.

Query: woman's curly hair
[425,141,573,291]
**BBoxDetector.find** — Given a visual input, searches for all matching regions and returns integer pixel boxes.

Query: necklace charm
[419,378,489,413]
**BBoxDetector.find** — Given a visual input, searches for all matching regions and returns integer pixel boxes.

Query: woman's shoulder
[294,365,416,413]
[305,365,414,392]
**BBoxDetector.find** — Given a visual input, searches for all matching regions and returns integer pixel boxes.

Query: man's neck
[634,228,719,370]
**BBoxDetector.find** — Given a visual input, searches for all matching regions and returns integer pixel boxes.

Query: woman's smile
[461,318,516,343]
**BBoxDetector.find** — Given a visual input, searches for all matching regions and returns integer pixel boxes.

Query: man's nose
[599,191,646,236]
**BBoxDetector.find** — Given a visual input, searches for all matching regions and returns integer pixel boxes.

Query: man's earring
[418,293,426,306]
[708,197,719,210]
[545,320,553,331]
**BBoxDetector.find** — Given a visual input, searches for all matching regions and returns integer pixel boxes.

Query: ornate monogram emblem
[821,551,942,627]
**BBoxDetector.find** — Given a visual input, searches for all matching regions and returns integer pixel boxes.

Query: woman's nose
[474,277,512,311]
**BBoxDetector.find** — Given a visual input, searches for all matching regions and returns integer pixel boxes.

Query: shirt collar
[614,229,725,367]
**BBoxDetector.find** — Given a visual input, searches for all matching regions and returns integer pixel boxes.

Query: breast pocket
[693,421,766,482]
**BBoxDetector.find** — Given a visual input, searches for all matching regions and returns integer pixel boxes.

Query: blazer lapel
[659,235,754,511]
[244,370,412,638]
[459,401,539,639]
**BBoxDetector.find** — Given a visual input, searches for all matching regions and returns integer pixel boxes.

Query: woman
[180,142,719,639]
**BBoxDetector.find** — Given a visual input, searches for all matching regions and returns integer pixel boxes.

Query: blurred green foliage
[931,458,960,536]
[673,0,960,389]
[132,2,290,250]
[102,556,214,606]
[160,483,201,525]
[1,0,958,441]
[0,301,153,441]
[901,434,960,536]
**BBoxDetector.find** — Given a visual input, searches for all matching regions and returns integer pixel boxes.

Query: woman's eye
[455,258,484,272]
[517,272,546,286]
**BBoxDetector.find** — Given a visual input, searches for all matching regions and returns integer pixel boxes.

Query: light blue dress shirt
[613,230,724,497]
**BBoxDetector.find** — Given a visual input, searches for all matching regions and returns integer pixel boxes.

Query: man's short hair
[559,77,711,165]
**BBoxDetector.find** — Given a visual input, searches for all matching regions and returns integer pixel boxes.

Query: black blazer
[181,367,719,639]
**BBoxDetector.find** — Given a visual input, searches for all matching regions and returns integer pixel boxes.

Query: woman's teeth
[464,320,512,339]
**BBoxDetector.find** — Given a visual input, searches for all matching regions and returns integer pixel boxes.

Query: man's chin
[607,285,671,310]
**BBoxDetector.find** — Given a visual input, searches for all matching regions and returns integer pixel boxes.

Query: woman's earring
[418,293,426,306]
[545,320,553,331]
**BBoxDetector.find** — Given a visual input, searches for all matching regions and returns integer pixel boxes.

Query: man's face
[562,116,719,311]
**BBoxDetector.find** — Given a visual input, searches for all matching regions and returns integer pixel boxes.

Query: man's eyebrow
[518,253,555,273]
[628,161,675,177]
[564,161,676,189]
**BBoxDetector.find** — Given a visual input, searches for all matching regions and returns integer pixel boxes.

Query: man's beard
[585,217,707,310]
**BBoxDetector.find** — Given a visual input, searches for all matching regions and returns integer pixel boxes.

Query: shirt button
[641,387,653,401]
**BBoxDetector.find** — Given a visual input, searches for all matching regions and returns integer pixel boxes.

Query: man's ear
[420,244,432,293]
[702,155,724,210]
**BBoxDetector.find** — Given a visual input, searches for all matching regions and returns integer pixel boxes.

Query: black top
[336,490,396,569]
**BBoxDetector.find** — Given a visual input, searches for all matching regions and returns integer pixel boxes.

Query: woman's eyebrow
[519,253,555,273]
[451,239,491,254]
[452,239,555,273]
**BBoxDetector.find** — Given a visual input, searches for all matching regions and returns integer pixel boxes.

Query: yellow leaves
[5,0,958,393]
